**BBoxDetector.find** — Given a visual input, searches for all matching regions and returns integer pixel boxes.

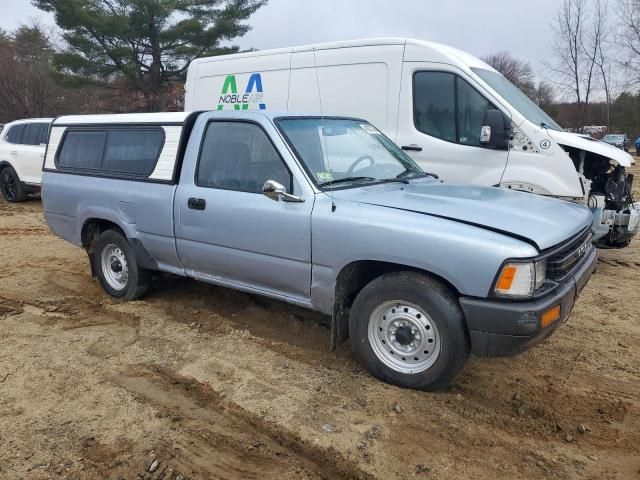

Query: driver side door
[174,118,314,303]
[396,63,510,186]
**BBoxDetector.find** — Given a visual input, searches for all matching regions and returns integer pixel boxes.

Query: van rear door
[396,63,510,186]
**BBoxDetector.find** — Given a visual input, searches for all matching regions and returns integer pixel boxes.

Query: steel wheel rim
[100,243,129,291]
[367,300,441,374]
[0,170,16,200]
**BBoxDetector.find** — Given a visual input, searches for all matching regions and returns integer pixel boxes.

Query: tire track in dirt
[113,365,374,480]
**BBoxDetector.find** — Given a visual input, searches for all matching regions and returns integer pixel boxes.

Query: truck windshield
[472,68,562,131]
[276,118,426,189]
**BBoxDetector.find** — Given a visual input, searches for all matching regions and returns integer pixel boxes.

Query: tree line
[483,0,640,140]
[2,0,640,141]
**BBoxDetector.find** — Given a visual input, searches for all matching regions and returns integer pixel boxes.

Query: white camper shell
[185,38,639,248]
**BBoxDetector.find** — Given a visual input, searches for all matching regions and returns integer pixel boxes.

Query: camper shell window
[55,126,165,177]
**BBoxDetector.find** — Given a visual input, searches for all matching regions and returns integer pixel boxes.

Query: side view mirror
[480,109,510,150]
[262,179,305,203]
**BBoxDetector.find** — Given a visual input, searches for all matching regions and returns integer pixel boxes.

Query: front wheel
[349,271,470,391]
[0,166,27,202]
[93,229,150,300]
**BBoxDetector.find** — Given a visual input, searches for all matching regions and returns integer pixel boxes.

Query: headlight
[495,259,547,297]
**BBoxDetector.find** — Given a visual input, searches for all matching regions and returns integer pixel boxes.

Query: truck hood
[547,129,634,167]
[332,181,592,251]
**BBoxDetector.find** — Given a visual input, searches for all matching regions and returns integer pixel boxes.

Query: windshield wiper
[397,170,439,180]
[319,176,375,187]
[377,178,409,185]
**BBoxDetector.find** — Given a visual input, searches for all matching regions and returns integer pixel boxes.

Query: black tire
[349,271,470,391]
[92,229,151,300]
[0,165,27,202]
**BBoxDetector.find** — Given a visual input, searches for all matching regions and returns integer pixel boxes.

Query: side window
[36,123,50,145]
[22,123,49,146]
[57,131,107,170]
[55,127,164,176]
[413,71,499,147]
[413,72,456,142]
[103,129,164,175]
[457,79,495,147]
[196,122,291,194]
[5,124,25,144]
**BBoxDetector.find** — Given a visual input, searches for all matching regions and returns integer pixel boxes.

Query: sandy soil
[1,168,639,480]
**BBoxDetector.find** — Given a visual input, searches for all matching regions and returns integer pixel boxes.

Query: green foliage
[32,0,267,110]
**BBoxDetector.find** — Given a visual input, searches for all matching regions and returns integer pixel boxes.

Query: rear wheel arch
[81,218,158,276]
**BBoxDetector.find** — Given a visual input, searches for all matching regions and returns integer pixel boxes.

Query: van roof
[188,37,496,72]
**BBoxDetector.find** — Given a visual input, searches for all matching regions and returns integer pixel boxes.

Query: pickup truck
[42,111,597,390]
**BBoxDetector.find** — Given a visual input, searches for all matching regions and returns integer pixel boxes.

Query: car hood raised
[332,181,592,251]
[547,130,634,167]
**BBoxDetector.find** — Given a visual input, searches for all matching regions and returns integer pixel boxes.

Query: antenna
[311,46,336,212]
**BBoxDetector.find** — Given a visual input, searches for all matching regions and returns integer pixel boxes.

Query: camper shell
[185,37,639,248]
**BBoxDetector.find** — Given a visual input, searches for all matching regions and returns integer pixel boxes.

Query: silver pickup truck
[42,111,597,390]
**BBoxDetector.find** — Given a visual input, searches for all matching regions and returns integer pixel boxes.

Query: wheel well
[81,218,124,248]
[330,260,460,348]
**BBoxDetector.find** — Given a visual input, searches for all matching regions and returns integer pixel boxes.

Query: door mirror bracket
[480,109,510,150]
[262,180,305,203]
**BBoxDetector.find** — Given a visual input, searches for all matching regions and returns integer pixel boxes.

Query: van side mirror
[480,109,510,150]
[262,179,305,203]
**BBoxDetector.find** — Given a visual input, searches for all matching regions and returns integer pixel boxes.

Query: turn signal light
[541,305,561,327]
[496,265,517,290]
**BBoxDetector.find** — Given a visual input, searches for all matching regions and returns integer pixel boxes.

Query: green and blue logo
[216,73,266,111]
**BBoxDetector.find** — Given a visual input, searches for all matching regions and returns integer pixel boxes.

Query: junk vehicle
[0,118,52,202]
[42,111,597,390]
[185,38,639,248]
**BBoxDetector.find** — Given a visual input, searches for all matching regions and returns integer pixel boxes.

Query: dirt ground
[1,169,640,480]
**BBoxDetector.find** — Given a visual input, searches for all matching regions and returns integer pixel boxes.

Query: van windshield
[472,68,562,131]
[276,118,428,189]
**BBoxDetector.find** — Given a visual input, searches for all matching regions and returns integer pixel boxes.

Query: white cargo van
[185,38,639,248]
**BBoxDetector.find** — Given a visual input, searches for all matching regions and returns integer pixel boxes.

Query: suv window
[5,124,25,144]
[196,122,291,193]
[56,127,164,176]
[414,71,499,147]
[22,123,49,146]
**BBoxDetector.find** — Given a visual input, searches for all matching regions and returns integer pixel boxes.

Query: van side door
[174,115,314,304]
[396,64,510,186]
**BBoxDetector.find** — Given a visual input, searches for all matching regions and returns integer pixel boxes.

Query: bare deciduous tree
[546,0,603,129]
[617,0,640,86]
[482,50,536,93]
[0,24,61,122]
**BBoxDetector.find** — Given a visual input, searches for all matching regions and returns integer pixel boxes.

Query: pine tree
[33,0,267,111]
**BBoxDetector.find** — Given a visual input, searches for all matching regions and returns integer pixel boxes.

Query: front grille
[547,228,592,282]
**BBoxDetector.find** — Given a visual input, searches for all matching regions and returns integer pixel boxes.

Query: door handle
[401,145,423,152]
[10,151,18,155]
[187,197,206,210]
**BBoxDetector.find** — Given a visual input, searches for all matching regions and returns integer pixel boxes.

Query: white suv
[0,118,52,202]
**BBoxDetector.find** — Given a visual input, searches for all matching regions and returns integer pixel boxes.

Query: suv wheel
[349,271,470,391]
[0,166,27,202]
[93,229,150,300]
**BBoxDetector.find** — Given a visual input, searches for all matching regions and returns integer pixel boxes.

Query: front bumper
[459,246,597,357]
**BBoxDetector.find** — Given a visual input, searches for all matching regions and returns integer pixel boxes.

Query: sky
[1,0,559,72]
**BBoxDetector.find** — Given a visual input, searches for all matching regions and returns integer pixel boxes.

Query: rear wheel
[349,271,470,391]
[93,229,150,300]
[0,166,27,202]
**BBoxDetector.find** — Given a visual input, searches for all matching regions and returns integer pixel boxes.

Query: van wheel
[0,166,27,202]
[349,271,469,391]
[93,229,150,300]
